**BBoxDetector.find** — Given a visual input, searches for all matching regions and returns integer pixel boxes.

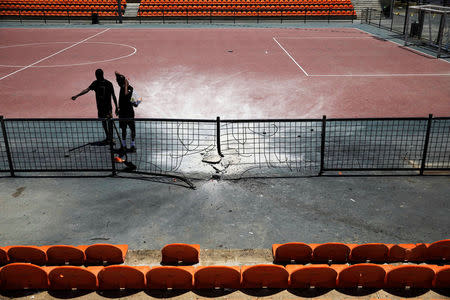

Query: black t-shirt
[89,79,115,113]
[119,85,134,118]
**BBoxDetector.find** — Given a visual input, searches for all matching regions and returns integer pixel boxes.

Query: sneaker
[129,146,136,153]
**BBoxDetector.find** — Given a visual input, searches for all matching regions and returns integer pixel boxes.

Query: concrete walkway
[0,174,449,248]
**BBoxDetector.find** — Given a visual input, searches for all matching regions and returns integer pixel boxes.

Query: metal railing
[0,115,449,181]
[0,7,123,23]
[137,6,356,23]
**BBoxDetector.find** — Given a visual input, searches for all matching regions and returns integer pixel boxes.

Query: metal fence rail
[0,116,449,180]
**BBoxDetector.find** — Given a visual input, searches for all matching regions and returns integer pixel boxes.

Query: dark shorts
[119,119,135,130]
[98,110,112,119]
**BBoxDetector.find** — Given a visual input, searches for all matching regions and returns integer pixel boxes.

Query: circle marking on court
[0,41,137,68]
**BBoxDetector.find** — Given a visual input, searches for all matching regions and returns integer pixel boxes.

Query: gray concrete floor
[0,174,449,249]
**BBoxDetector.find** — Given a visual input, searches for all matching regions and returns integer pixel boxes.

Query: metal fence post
[420,114,433,175]
[379,8,382,27]
[108,119,117,176]
[216,116,224,157]
[0,116,15,177]
[319,115,326,176]
[403,1,409,35]
[390,11,393,30]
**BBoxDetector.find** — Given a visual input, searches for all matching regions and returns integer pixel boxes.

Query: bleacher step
[124,3,140,17]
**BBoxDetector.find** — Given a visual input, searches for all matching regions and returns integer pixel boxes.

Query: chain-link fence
[0,116,449,180]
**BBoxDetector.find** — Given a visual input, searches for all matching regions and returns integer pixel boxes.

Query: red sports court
[1,26,449,119]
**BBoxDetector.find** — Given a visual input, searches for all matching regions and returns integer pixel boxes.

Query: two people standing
[71,69,136,152]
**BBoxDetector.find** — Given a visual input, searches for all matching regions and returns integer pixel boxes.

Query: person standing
[71,69,118,143]
[115,71,136,152]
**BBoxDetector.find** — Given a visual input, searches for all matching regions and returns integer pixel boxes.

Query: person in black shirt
[71,69,118,143]
[115,71,136,152]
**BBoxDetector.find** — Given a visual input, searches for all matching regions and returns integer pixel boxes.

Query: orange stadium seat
[385,265,435,288]
[287,264,339,288]
[272,242,313,263]
[311,243,350,263]
[44,245,85,265]
[80,244,128,265]
[241,264,289,288]
[98,265,150,290]
[0,263,48,290]
[147,266,194,289]
[387,243,427,262]
[47,266,102,290]
[349,243,389,263]
[194,266,241,289]
[427,239,450,261]
[433,265,450,288]
[161,243,200,265]
[337,264,386,288]
[5,245,47,265]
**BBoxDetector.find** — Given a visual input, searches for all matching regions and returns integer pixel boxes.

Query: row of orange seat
[1,4,124,9]
[1,262,449,290]
[272,240,450,263]
[0,0,126,3]
[138,10,355,16]
[2,240,449,267]
[0,244,128,266]
[1,10,120,15]
[139,4,353,8]
[140,0,351,3]
[0,243,201,266]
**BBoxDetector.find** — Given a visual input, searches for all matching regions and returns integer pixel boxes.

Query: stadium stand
[0,241,449,291]
[0,0,126,17]
[137,0,356,18]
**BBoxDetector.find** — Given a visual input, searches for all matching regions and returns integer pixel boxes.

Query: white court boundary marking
[0,28,109,81]
[0,42,137,68]
[274,33,450,77]
[273,37,309,76]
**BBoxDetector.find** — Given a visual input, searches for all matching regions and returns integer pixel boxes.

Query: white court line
[272,37,309,76]
[275,36,373,39]
[309,73,450,77]
[0,28,110,81]
[354,27,450,64]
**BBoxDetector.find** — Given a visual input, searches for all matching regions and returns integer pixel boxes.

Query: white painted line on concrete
[309,73,450,77]
[273,37,309,76]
